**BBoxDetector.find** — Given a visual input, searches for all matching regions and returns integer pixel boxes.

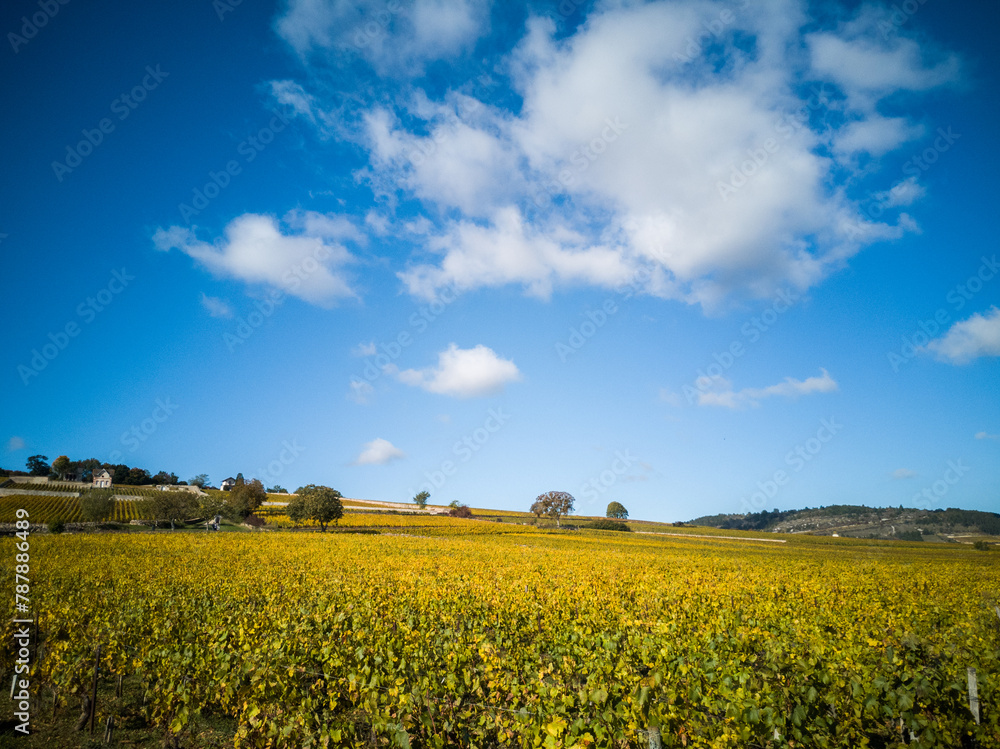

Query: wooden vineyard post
[968,667,980,725]
[646,726,662,749]
[90,645,101,735]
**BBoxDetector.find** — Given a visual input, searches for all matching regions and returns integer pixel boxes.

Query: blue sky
[1,0,997,521]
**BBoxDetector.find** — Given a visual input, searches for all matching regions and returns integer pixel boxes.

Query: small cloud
[925,307,1000,364]
[892,468,917,479]
[354,438,406,465]
[347,379,374,404]
[975,431,999,441]
[7,436,25,451]
[397,343,522,398]
[154,211,359,307]
[874,176,926,209]
[435,414,452,423]
[696,369,838,409]
[352,341,377,357]
[200,293,233,318]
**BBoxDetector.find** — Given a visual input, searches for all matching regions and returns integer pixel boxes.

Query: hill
[690,504,1000,542]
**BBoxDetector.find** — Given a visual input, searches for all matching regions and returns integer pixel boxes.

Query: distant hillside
[690,505,1000,541]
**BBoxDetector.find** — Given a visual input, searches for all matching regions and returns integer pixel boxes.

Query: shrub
[449,505,474,519]
[587,519,632,532]
[47,519,66,534]
[972,540,991,551]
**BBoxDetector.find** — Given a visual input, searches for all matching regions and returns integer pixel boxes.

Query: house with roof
[93,468,113,488]
[220,477,237,491]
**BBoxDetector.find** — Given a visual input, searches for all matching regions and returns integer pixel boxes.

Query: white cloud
[874,176,926,209]
[925,307,1000,364]
[335,1,947,309]
[892,468,916,479]
[354,437,406,465]
[397,343,522,397]
[7,436,25,451]
[695,369,838,409]
[154,211,358,307]
[271,1,960,310]
[975,431,998,441]
[833,116,924,157]
[352,341,377,357]
[200,293,233,318]
[275,0,489,75]
[807,10,960,108]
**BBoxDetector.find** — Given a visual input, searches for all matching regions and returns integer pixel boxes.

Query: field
[2,527,998,748]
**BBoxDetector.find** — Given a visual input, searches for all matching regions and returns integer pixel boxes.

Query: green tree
[189,473,209,488]
[299,485,344,532]
[285,495,310,526]
[534,491,575,527]
[80,489,116,522]
[26,455,50,476]
[228,478,267,519]
[143,491,199,529]
[606,501,629,519]
[414,490,430,509]
[52,455,71,479]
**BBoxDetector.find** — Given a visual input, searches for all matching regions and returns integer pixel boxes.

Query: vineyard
[2,530,998,748]
[259,511,538,535]
[0,495,147,523]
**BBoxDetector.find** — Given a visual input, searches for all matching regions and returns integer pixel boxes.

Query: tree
[299,485,344,532]
[533,491,575,527]
[26,455,50,476]
[143,491,198,529]
[414,490,430,509]
[152,471,178,485]
[189,474,209,488]
[80,489,116,522]
[606,501,629,519]
[74,458,101,482]
[285,495,310,526]
[267,485,288,494]
[449,504,473,518]
[52,455,71,479]
[228,478,267,519]
[530,499,545,518]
